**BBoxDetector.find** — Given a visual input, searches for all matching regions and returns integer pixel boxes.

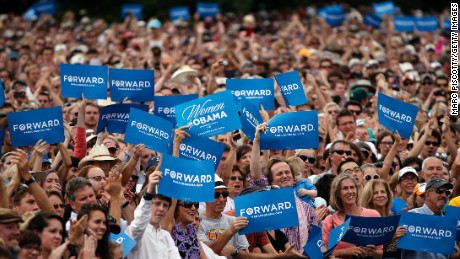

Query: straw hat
[78,145,120,168]
[171,65,198,84]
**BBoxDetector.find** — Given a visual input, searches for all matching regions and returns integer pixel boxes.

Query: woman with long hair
[322,174,382,258]
[27,212,65,259]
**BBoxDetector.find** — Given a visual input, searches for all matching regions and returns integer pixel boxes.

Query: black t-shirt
[266,230,289,252]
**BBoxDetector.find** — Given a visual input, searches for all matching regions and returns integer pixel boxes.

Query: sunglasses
[434,189,451,196]
[403,80,415,86]
[214,191,229,199]
[364,174,380,181]
[425,141,439,146]
[328,110,339,114]
[421,81,434,85]
[349,110,361,116]
[298,155,316,164]
[53,204,66,210]
[230,176,244,181]
[361,149,370,158]
[177,202,199,209]
[436,83,448,87]
[130,175,139,181]
[333,150,352,156]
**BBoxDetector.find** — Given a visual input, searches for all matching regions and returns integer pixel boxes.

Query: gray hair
[66,177,92,201]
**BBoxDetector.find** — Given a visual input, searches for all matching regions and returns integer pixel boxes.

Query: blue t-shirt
[293,178,316,207]
[391,197,407,214]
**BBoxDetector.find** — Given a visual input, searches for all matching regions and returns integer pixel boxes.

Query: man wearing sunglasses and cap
[198,174,250,258]
[401,178,453,259]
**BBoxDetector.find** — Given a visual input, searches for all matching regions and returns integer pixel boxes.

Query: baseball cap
[413,183,426,195]
[350,87,372,101]
[398,167,418,180]
[147,19,161,29]
[426,178,453,191]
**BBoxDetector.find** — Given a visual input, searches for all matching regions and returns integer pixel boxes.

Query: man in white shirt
[126,171,180,259]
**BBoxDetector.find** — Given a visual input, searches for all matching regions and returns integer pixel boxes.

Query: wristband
[121,200,130,209]
[143,192,154,201]
[132,156,139,161]
[25,176,36,186]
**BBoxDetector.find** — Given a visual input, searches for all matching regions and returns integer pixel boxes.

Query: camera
[219,60,228,67]
[13,91,26,99]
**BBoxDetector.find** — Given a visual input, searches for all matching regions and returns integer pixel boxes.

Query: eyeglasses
[214,191,229,199]
[343,167,361,174]
[22,244,42,252]
[400,177,417,183]
[434,189,451,196]
[177,202,199,209]
[89,176,106,182]
[425,141,439,146]
[380,141,394,146]
[333,150,352,156]
[230,176,244,181]
[349,110,361,116]
[53,204,66,210]
[364,174,380,181]
[328,110,339,114]
[421,81,434,85]
[298,155,316,164]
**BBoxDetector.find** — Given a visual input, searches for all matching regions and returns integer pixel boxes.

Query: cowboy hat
[171,65,198,84]
[78,145,120,168]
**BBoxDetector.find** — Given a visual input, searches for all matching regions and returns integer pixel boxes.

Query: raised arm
[120,144,144,186]
[380,132,401,181]
[11,149,54,212]
[250,123,268,180]
[407,119,433,158]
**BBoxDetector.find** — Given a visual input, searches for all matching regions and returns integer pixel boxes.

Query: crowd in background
[0,3,459,259]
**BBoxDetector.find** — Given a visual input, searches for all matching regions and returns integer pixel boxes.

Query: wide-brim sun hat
[171,65,198,84]
[78,145,120,168]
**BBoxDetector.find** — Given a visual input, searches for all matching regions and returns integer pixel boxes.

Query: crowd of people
[0,2,459,259]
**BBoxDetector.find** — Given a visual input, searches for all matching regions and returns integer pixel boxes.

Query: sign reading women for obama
[397,212,457,254]
[124,108,172,153]
[239,98,263,141]
[60,64,108,99]
[172,137,225,170]
[97,104,148,134]
[260,111,318,150]
[274,71,307,106]
[174,91,241,137]
[8,107,64,147]
[341,215,400,246]
[235,187,298,235]
[226,78,275,110]
[377,93,418,138]
[154,94,198,125]
[109,68,154,102]
[158,154,215,202]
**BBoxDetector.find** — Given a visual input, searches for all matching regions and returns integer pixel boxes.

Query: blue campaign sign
[60,64,108,100]
[96,104,149,134]
[8,107,64,147]
[124,108,173,153]
[174,91,242,137]
[109,68,154,102]
[235,187,299,235]
[377,93,418,139]
[318,5,342,19]
[226,78,275,110]
[394,16,415,32]
[121,4,142,19]
[274,71,308,106]
[373,1,396,17]
[158,154,215,202]
[176,137,225,170]
[170,6,190,21]
[303,225,323,259]
[260,111,319,150]
[364,12,383,28]
[196,2,219,18]
[110,231,136,258]
[33,0,57,15]
[415,17,439,32]
[239,98,263,142]
[445,206,460,241]
[154,94,198,125]
[324,217,351,257]
[398,212,457,255]
[342,215,400,246]
[0,80,5,106]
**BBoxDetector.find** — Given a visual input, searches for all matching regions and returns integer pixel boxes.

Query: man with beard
[401,178,453,258]
[198,175,250,258]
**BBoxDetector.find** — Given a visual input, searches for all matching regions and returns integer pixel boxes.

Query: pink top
[322,207,383,258]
